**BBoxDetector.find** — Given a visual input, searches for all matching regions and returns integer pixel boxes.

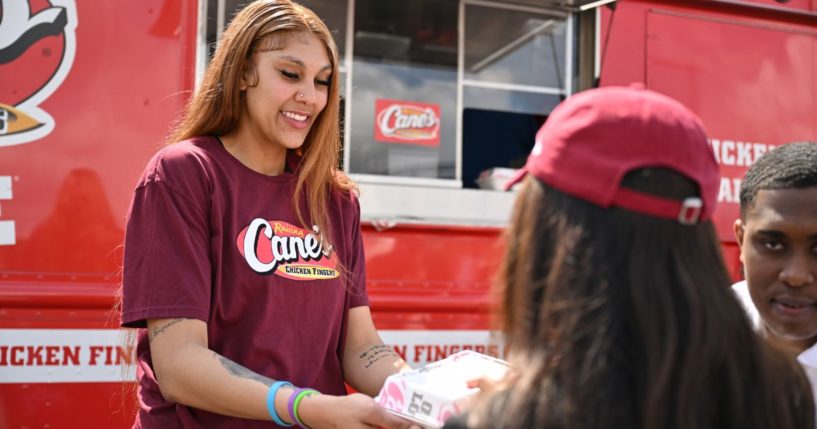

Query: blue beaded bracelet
[267,381,294,427]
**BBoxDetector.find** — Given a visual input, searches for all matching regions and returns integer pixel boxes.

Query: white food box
[475,167,520,191]
[374,351,509,429]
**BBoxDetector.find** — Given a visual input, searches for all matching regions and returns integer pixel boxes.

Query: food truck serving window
[208,0,579,224]
[348,0,458,181]
[461,2,568,190]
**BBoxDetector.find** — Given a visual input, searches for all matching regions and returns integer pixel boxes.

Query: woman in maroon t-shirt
[120,1,417,428]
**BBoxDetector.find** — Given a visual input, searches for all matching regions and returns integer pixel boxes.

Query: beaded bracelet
[267,381,294,427]
[287,388,321,429]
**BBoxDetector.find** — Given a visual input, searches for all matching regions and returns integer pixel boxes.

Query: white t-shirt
[732,281,817,411]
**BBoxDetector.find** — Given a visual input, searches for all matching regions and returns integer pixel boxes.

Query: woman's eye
[280,69,299,80]
[315,78,331,87]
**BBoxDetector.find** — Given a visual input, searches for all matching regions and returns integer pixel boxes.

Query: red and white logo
[236,220,339,280]
[374,99,440,147]
[0,0,77,147]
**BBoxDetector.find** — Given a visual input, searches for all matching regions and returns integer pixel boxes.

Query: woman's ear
[239,60,254,91]
[239,74,248,91]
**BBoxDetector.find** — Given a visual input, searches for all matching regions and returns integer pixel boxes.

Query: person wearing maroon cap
[731,141,817,418]
[443,86,813,429]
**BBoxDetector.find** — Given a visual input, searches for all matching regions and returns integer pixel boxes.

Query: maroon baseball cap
[505,85,719,224]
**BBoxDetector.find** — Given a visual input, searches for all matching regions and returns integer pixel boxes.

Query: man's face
[735,187,817,351]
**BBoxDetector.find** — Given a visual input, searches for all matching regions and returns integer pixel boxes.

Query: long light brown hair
[116,3,353,415]
[467,170,814,429]
[168,0,354,242]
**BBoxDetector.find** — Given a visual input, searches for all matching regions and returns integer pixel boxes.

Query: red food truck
[1,0,815,426]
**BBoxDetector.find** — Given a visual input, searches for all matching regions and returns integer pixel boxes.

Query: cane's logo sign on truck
[0,0,77,147]
[375,99,441,146]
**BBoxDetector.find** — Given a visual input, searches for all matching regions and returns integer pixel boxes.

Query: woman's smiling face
[240,31,332,151]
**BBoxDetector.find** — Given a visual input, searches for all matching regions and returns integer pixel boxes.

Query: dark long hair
[471,169,814,429]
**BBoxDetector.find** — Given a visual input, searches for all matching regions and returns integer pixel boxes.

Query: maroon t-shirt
[121,136,369,428]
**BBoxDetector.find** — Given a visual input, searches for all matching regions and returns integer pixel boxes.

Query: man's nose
[780,251,816,287]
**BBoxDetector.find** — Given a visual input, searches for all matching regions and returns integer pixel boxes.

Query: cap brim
[503,167,528,191]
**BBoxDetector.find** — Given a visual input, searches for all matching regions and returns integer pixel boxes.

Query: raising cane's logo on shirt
[374,99,440,147]
[236,219,339,280]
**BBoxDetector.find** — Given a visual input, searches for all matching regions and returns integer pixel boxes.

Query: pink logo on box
[438,402,462,423]
[376,378,407,411]
[374,99,440,147]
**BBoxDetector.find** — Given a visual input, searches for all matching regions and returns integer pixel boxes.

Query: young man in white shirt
[733,141,817,400]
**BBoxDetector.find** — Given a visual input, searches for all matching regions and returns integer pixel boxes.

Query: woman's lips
[281,110,310,129]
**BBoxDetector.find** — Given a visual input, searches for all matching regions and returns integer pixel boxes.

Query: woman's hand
[466,376,502,394]
[298,392,421,429]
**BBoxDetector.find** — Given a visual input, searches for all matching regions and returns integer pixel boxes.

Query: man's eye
[280,69,299,80]
[763,240,784,251]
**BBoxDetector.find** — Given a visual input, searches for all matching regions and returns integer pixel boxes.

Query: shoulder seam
[141,179,210,223]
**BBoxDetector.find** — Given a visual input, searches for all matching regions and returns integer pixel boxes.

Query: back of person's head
[740,141,817,218]
[471,86,813,429]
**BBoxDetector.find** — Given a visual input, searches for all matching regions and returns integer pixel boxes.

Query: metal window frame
[456,0,465,183]
[195,0,209,89]
[353,173,463,188]
[200,0,581,225]
[465,0,568,17]
[345,0,462,188]
[460,80,566,95]
[350,0,577,225]
[595,6,601,80]
[342,0,356,173]
[216,0,226,43]
[566,10,574,94]
[460,0,573,96]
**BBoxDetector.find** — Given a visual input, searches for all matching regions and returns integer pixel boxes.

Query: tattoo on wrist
[360,345,398,369]
[215,352,274,387]
[148,318,185,343]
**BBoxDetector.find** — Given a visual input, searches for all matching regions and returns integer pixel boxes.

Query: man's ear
[733,219,745,246]
[734,219,746,263]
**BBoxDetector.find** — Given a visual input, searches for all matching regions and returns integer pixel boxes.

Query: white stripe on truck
[0,220,15,245]
[0,329,506,383]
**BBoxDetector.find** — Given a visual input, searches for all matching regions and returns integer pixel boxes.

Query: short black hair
[740,142,817,218]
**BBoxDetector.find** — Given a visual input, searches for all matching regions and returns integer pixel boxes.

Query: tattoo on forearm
[148,318,185,343]
[360,345,399,369]
[215,352,274,387]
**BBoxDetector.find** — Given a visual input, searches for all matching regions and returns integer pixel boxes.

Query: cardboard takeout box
[375,351,509,429]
